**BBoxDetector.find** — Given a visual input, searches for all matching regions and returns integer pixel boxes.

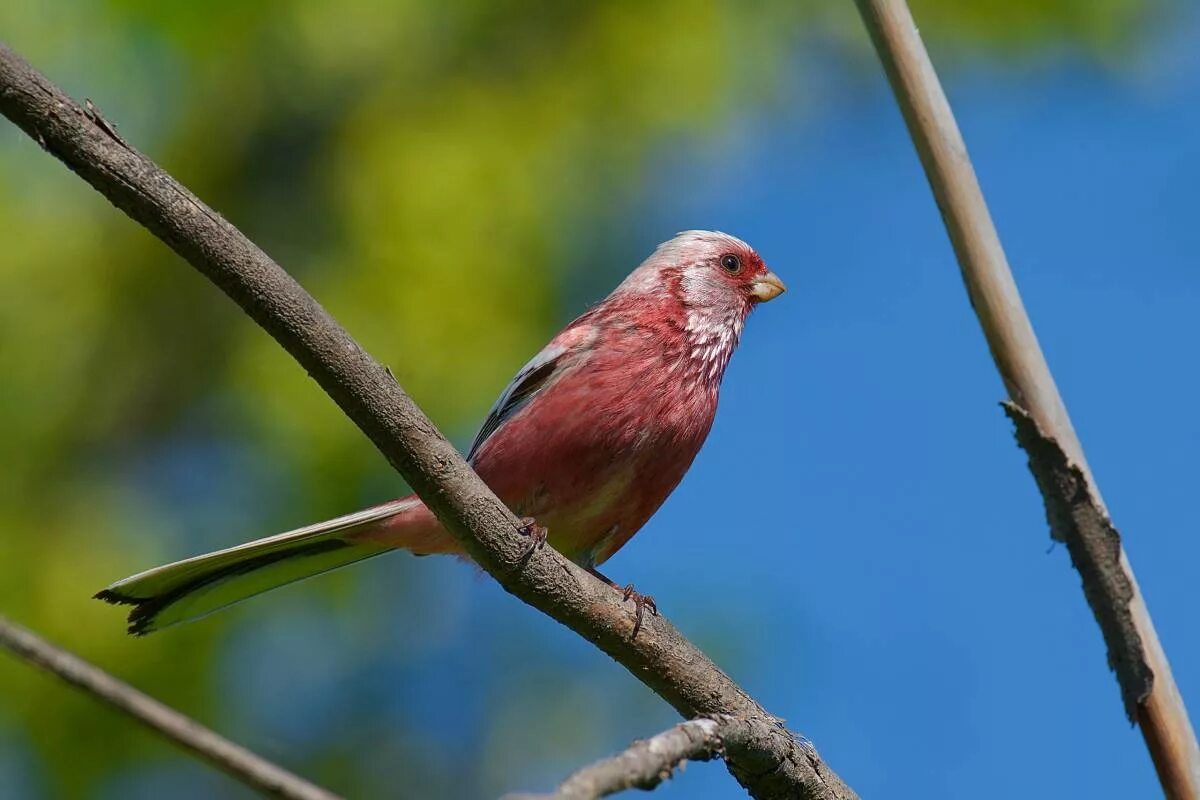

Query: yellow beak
[749,271,787,302]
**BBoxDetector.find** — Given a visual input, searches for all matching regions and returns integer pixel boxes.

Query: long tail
[96,495,457,635]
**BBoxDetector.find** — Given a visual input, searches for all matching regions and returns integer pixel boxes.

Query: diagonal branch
[853,2,1200,798]
[0,615,340,800]
[506,715,800,800]
[0,43,856,800]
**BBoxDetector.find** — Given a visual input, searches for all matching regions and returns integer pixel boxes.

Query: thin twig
[0,42,856,800]
[853,2,1200,797]
[507,717,729,800]
[0,615,340,800]
[506,715,803,800]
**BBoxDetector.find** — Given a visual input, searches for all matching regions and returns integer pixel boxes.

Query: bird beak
[749,271,787,302]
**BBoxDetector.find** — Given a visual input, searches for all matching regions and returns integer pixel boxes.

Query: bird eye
[719,254,742,274]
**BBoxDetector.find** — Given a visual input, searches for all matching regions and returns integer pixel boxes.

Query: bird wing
[467,324,595,461]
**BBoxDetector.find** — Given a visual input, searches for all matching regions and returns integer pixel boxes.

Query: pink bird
[97,231,786,635]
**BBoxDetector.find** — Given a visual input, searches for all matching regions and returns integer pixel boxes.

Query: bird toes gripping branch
[517,516,548,561]
[622,584,658,639]
[586,567,658,638]
[512,518,656,636]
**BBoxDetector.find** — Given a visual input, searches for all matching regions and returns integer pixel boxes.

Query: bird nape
[97,230,786,635]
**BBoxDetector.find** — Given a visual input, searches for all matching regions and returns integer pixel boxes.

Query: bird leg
[516,516,548,560]
[587,567,658,638]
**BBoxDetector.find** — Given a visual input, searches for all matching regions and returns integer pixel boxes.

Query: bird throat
[683,304,746,387]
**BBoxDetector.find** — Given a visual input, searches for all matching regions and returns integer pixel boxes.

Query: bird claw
[585,568,660,639]
[517,516,548,560]
[622,584,658,638]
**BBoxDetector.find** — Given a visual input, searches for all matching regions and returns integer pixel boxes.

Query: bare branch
[0,42,856,800]
[853,1,1200,797]
[505,716,807,800]
[0,615,340,800]
[506,718,727,800]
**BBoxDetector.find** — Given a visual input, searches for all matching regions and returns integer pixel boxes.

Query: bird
[96,230,786,635]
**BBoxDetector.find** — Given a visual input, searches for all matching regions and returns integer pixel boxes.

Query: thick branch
[853,2,1200,797]
[0,615,339,800]
[507,715,803,800]
[0,43,855,800]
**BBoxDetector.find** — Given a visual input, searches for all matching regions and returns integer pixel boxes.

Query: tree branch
[853,2,1200,797]
[0,615,340,800]
[506,715,802,800]
[0,42,856,800]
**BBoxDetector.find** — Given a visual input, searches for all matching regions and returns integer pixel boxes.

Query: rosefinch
[98,231,785,634]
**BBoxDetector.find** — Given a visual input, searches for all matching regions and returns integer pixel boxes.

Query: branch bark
[0,615,340,800]
[507,718,729,800]
[507,715,805,800]
[0,42,856,800]
[853,2,1200,797]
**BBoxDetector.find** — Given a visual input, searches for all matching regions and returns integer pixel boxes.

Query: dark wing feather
[467,343,567,461]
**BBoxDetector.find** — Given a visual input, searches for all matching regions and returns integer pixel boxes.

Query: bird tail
[96,495,456,635]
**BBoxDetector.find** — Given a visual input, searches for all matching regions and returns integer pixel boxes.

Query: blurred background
[1,1,1197,797]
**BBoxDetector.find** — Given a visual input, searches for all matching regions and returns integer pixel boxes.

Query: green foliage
[0,1,1158,796]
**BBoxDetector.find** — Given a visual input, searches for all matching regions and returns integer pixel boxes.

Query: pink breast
[472,344,718,566]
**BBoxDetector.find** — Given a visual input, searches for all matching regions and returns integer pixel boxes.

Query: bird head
[610,230,784,384]
[617,230,784,321]
[676,229,784,306]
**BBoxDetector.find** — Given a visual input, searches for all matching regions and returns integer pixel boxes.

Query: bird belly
[473,415,707,566]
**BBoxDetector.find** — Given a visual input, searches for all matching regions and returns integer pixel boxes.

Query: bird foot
[586,568,659,638]
[517,516,548,560]
[622,584,658,639]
